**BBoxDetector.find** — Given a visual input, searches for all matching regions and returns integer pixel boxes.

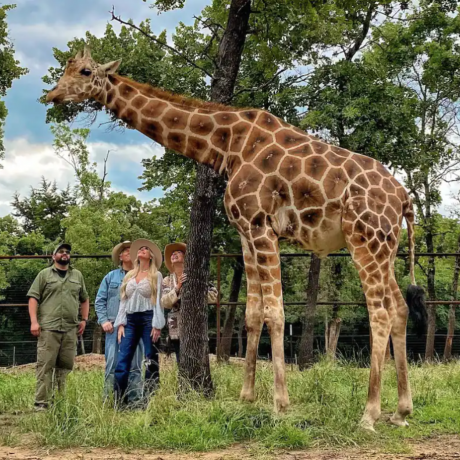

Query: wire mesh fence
[1,251,459,367]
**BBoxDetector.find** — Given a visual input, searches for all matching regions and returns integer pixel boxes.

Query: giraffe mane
[113,75,238,112]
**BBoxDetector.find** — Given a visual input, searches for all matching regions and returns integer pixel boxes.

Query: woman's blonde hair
[120,248,159,304]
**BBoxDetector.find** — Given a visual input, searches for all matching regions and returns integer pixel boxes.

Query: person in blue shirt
[95,241,143,404]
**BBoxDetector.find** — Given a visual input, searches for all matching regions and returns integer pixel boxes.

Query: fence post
[216,255,221,361]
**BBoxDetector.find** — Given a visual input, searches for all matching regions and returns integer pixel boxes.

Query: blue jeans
[114,311,160,406]
[104,325,143,404]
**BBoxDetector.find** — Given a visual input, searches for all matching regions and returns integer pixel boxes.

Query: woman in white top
[113,239,165,407]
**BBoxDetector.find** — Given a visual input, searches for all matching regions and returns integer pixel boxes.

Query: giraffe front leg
[239,236,263,403]
[360,307,391,432]
[253,230,289,413]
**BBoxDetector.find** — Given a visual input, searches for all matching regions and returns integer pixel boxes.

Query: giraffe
[46,46,427,431]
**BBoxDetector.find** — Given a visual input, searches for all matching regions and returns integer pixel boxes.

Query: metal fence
[1,251,459,366]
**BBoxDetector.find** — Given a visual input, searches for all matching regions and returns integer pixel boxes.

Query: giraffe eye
[80,68,92,76]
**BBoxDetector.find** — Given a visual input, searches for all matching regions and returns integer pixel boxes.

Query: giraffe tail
[404,200,427,337]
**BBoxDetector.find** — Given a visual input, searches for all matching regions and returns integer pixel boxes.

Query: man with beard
[27,243,89,410]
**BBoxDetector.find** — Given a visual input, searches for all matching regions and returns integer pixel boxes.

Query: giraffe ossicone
[46,47,427,430]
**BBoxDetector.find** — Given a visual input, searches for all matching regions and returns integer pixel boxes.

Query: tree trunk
[326,317,341,359]
[237,314,245,358]
[179,0,251,395]
[298,254,322,370]
[444,233,460,360]
[425,230,437,361]
[325,261,344,359]
[220,256,244,361]
[92,324,103,354]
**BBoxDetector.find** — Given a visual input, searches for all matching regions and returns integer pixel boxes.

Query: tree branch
[231,67,288,99]
[110,8,214,79]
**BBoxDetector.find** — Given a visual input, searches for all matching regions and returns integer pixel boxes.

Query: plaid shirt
[161,273,218,340]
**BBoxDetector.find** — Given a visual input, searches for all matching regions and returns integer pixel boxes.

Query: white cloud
[0,137,164,217]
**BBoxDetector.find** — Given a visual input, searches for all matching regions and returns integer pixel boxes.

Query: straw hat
[111,241,131,266]
[130,238,163,269]
[164,242,187,273]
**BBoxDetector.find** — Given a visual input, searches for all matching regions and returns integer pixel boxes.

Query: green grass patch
[1,358,460,452]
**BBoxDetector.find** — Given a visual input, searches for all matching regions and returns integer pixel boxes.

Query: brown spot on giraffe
[231,121,252,152]
[230,164,263,200]
[304,155,329,181]
[132,95,148,110]
[141,100,168,119]
[215,112,238,125]
[292,177,326,210]
[260,176,291,214]
[242,126,273,161]
[279,156,302,181]
[119,83,137,100]
[257,112,282,132]
[254,145,284,174]
[211,127,231,151]
[163,108,189,130]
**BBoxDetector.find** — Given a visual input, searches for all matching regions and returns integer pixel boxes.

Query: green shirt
[27,266,89,332]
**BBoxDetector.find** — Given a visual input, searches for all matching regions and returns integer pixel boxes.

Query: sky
[1,0,459,219]
[0,0,209,217]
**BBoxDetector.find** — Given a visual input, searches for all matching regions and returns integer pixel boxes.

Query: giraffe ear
[99,59,122,75]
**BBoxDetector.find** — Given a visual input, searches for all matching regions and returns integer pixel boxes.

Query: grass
[1,357,460,453]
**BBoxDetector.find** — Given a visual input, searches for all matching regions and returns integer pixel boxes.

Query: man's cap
[112,241,131,266]
[53,243,72,256]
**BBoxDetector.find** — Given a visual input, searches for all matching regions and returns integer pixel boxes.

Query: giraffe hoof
[390,415,409,427]
[274,396,290,414]
[359,419,376,433]
[240,390,256,403]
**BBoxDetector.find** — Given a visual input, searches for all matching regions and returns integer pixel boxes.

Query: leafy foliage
[0,4,28,166]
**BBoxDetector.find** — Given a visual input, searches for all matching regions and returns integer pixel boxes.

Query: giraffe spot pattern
[163,108,189,130]
[279,156,301,181]
[304,155,328,181]
[242,126,273,161]
[230,164,263,200]
[253,145,284,174]
[259,176,291,214]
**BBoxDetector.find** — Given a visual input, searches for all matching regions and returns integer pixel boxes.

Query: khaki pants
[35,328,77,405]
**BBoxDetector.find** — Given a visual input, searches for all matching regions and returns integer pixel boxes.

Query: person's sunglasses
[58,250,71,255]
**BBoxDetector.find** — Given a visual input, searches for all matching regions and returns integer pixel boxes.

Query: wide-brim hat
[112,241,131,266]
[130,238,163,269]
[164,242,187,273]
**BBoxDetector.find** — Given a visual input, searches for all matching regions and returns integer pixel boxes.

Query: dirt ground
[1,436,460,460]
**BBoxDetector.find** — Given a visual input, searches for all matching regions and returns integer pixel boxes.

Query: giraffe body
[46,47,427,430]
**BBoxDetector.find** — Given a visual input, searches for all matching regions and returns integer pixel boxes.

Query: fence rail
[1,251,460,365]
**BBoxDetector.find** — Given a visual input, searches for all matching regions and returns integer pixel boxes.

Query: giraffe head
[46,46,121,104]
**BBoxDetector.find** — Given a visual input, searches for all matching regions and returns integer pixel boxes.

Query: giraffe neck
[93,74,233,173]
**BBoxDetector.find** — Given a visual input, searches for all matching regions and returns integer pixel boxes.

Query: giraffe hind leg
[342,201,396,431]
[389,276,413,427]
